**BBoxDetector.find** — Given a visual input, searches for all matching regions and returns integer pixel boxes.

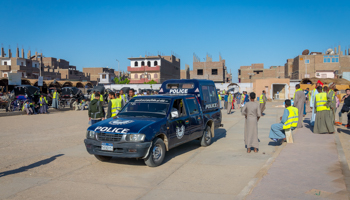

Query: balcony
[0,65,10,71]
[130,78,159,84]
[127,66,160,72]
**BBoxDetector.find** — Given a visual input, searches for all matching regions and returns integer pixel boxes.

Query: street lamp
[116,59,120,78]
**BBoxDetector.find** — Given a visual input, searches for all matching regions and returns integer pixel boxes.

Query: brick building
[191,54,230,83]
[238,64,285,83]
[127,55,180,84]
[83,67,115,83]
[180,64,190,79]
[286,45,350,79]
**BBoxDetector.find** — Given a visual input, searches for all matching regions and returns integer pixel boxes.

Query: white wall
[315,72,334,78]
[16,59,26,66]
[32,61,39,68]
[1,59,11,65]
[130,59,161,67]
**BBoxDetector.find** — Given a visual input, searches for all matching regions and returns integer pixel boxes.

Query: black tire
[200,126,212,147]
[144,138,166,167]
[94,155,112,162]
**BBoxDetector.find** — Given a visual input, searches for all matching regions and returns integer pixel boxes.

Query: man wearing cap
[293,84,305,128]
[310,81,322,126]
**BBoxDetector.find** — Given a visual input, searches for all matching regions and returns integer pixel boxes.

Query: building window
[154,73,158,78]
[197,69,203,75]
[4,61,7,65]
[70,71,72,75]
[135,61,138,67]
[141,61,145,66]
[4,73,7,78]
[134,74,138,78]
[324,55,338,63]
[35,64,37,67]
[154,61,158,66]
[147,61,151,67]
[21,62,24,66]
[305,59,310,64]
[212,69,218,75]
[238,70,241,75]
[102,74,106,79]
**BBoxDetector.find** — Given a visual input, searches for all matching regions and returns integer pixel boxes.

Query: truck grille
[97,132,123,142]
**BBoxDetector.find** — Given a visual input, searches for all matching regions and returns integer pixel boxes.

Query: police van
[84,79,222,167]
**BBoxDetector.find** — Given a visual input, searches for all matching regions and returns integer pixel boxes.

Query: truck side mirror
[171,111,179,119]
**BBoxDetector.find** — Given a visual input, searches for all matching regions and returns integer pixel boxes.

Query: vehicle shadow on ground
[110,128,227,166]
[0,154,64,177]
[337,128,350,135]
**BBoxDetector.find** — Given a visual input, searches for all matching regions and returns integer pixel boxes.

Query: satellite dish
[302,49,309,55]
[326,48,334,55]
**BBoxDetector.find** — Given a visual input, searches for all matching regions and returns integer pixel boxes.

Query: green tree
[144,80,157,84]
[114,77,130,84]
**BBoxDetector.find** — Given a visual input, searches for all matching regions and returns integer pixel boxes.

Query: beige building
[238,64,285,83]
[191,54,231,83]
[83,67,115,83]
[127,55,180,84]
[287,45,350,79]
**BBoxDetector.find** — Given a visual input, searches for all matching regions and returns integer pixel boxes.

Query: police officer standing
[128,89,137,100]
[107,91,122,118]
[52,88,59,109]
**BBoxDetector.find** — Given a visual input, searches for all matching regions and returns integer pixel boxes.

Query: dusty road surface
[1,102,348,199]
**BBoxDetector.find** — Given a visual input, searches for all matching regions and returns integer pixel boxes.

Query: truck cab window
[171,99,186,118]
[186,98,199,115]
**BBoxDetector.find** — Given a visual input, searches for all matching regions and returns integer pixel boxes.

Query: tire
[144,138,166,167]
[94,155,112,162]
[200,126,212,147]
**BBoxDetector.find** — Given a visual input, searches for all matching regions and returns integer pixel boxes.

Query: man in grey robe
[327,83,336,125]
[310,82,321,126]
[259,90,267,116]
[314,86,334,134]
[293,84,305,128]
[242,92,261,153]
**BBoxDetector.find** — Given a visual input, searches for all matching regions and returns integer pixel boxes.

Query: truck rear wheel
[144,138,166,167]
[201,126,212,147]
[94,155,112,162]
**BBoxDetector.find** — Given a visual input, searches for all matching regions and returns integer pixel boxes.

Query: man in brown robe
[293,84,305,128]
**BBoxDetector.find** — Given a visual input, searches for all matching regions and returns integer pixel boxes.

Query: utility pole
[116,59,120,78]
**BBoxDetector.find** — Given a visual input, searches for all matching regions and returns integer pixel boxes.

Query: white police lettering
[94,126,130,133]
[205,103,218,109]
[170,89,188,94]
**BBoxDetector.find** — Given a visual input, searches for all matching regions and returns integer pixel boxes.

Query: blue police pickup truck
[84,79,222,167]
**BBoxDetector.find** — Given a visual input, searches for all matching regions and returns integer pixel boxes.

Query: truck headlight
[86,130,96,139]
[125,134,145,142]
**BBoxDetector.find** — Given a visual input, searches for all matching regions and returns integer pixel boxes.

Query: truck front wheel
[144,138,166,167]
[94,155,112,162]
[200,126,212,147]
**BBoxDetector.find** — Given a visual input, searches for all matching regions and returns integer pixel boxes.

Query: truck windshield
[118,98,170,117]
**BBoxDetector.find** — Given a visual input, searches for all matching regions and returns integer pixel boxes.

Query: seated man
[269,99,298,142]
[31,102,40,114]
[24,101,34,115]
[72,99,80,111]
[80,99,88,110]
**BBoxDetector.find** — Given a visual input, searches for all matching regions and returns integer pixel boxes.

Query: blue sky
[1,0,349,82]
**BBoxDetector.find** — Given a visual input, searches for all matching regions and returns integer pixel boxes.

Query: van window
[186,98,199,115]
[167,84,179,89]
[166,83,194,89]
[202,85,218,104]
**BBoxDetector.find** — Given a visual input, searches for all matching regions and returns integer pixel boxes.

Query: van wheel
[144,138,166,167]
[94,155,112,162]
[201,126,212,147]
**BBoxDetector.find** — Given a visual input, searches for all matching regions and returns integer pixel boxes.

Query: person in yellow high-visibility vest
[128,89,137,100]
[52,88,59,109]
[107,92,122,118]
[119,90,127,105]
[259,90,267,116]
[269,99,298,142]
[39,94,48,114]
[90,91,95,101]
[314,86,334,134]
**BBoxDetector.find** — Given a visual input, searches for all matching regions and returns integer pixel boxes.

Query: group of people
[23,94,49,115]
[88,88,138,125]
[241,81,341,153]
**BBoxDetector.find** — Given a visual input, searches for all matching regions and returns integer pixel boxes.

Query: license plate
[101,143,113,151]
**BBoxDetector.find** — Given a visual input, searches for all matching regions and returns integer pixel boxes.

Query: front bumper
[84,139,151,158]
